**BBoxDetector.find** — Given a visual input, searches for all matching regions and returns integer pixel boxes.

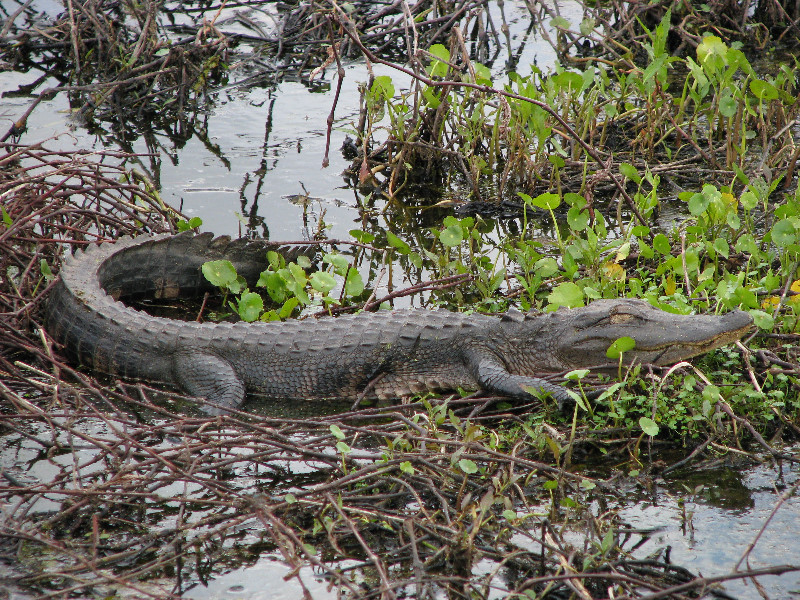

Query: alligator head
[529,299,753,371]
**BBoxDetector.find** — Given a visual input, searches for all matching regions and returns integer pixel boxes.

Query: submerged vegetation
[1,0,799,598]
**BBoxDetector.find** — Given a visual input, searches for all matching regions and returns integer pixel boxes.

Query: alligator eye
[609,312,636,324]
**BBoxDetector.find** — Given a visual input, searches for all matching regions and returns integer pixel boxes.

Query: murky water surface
[622,460,800,600]
[0,0,573,240]
[163,455,800,599]
[3,418,797,599]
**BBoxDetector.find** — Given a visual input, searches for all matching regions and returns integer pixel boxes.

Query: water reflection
[622,458,799,600]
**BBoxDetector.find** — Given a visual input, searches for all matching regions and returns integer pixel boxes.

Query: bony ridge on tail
[44,231,754,414]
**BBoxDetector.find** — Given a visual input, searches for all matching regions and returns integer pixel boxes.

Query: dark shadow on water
[244,395,357,419]
[666,465,757,511]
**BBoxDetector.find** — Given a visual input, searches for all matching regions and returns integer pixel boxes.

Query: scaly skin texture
[45,232,754,413]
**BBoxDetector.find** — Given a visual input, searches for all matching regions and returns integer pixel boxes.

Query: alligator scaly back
[45,232,754,413]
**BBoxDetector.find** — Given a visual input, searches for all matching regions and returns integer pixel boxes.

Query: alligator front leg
[172,351,246,414]
[471,355,575,409]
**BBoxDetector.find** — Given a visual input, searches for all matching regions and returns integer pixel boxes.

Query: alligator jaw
[553,299,754,369]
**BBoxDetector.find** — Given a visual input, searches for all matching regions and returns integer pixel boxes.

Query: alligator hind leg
[172,351,246,414]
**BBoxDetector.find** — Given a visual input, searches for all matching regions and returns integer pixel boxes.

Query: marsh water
[2,416,798,599]
[1,0,799,598]
[185,458,800,599]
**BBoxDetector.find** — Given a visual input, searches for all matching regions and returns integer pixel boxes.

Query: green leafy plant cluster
[202,249,365,322]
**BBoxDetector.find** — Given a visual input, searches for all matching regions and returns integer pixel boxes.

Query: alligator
[44,232,754,413]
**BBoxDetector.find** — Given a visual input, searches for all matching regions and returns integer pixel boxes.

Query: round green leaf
[535,257,559,277]
[702,384,721,403]
[564,192,586,208]
[688,192,711,216]
[552,71,583,92]
[473,62,492,85]
[427,44,450,77]
[266,251,282,270]
[697,35,727,65]
[258,271,285,303]
[547,282,584,308]
[371,75,395,100]
[323,253,350,274]
[750,79,779,100]
[310,272,337,294]
[739,191,758,211]
[227,277,245,295]
[458,459,478,474]
[428,44,450,61]
[345,269,364,297]
[639,417,660,437]
[330,424,345,439]
[719,94,737,118]
[584,286,601,299]
[652,233,671,255]
[400,461,415,475]
[530,192,561,210]
[503,509,519,521]
[579,16,596,36]
[423,86,442,108]
[236,292,264,322]
[749,309,774,330]
[712,237,729,259]
[567,207,589,231]
[771,219,797,248]
[349,229,376,244]
[565,369,589,380]
[386,231,411,254]
[202,260,238,287]
[439,224,464,247]
[735,233,758,255]
[176,216,202,232]
[606,336,636,359]
[726,210,741,230]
